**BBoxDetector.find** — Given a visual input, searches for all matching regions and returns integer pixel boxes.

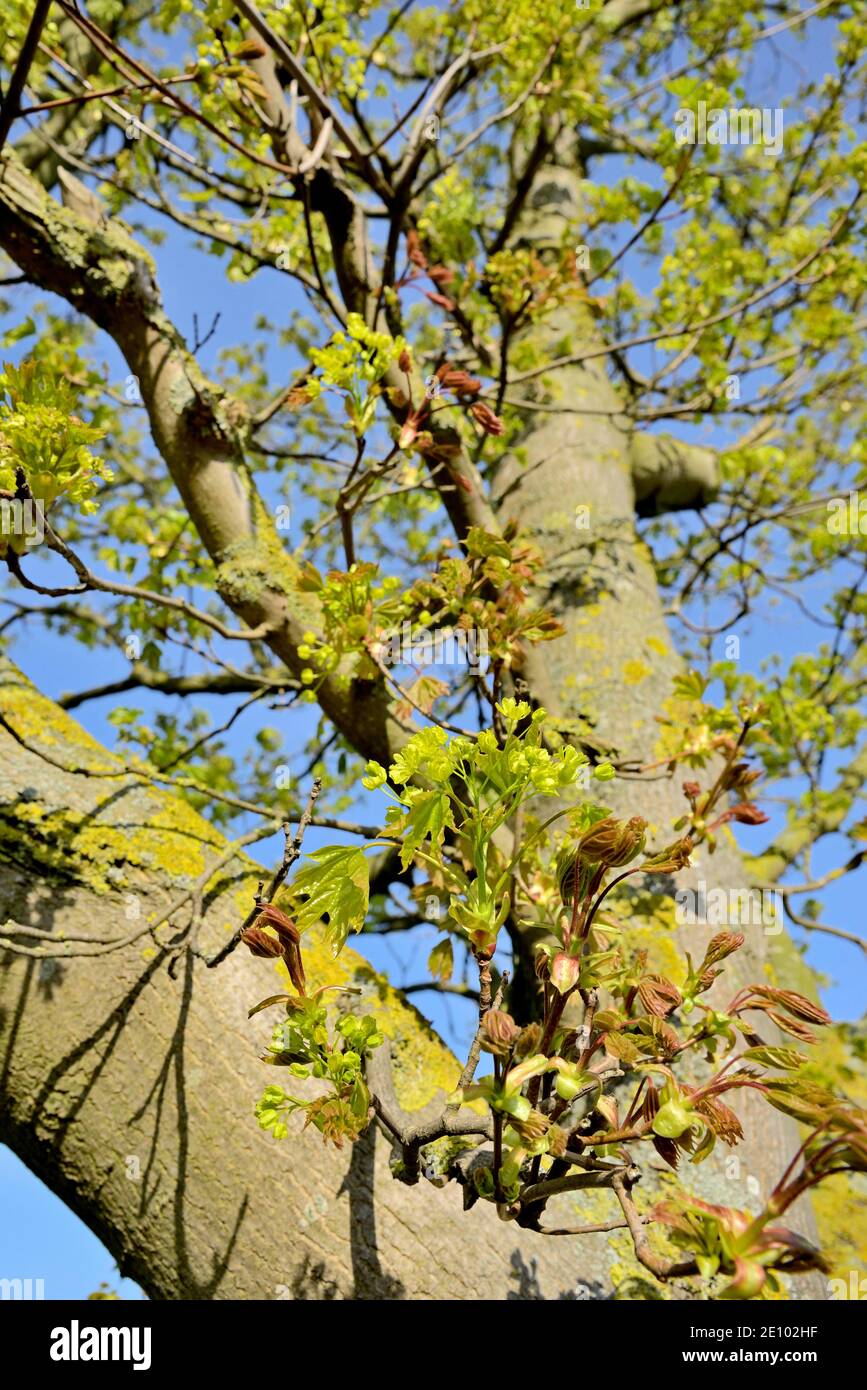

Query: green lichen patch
[0,662,118,764]
[0,797,226,894]
[0,661,242,891]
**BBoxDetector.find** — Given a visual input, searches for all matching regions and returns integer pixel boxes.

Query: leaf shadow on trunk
[126,950,249,1298]
[1,875,248,1299]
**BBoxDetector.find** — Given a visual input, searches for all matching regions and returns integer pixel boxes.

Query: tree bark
[0,132,826,1298]
[0,658,588,1300]
[488,136,825,1292]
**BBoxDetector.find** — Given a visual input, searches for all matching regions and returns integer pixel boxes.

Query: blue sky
[1,4,863,1299]
[0,1147,146,1300]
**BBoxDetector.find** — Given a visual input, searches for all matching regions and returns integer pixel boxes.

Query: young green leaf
[290,846,370,953]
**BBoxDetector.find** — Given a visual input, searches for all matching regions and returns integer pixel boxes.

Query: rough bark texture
[0,131,826,1298]
[489,140,825,1291]
[0,150,403,766]
[0,660,586,1300]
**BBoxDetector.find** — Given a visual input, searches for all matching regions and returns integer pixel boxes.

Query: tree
[0,0,865,1300]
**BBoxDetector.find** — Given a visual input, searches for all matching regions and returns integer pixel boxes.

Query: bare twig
[611,1173,698,1281]
[205,777,322,967]
[447,970,508,1108]
[0,0,53,149]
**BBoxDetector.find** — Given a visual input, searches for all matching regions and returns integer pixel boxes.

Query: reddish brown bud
[253,905,305,994]
[720,761,762,793]
[702,932,745,968]
[577,815,647,870]
[692,1094,744,1146]
[255,904,300,944]
[240,926,284,958]
[651,1135,682,1170]
[439,369,482,397]
[748,987,830,1026]
[481,1008,521,1057]
[556,846,597,908]
[285,384,316,409]
[406,229,427,268]
[427,264,456,286]
[766,1012,819,1043]
[470,401,505,436]
[424,289,456,311]
[641,1081,660,1124]
[637,973,683,1018]
[398,406,426,451]
[727,801,769,825]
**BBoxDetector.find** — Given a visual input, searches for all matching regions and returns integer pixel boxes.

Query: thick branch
[0,149,402,765]
[0,658,583,1299]
[629,432,719,517]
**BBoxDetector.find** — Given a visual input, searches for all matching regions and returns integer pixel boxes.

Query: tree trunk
[0,658,595,1300]
[489,136,825,1292]
[0,132,826,1298]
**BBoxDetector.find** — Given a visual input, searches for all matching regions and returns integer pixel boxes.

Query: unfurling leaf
[290,846,370,953]
[427,936,454,982]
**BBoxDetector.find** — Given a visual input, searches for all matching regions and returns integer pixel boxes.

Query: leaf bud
[480,1008,521,1057]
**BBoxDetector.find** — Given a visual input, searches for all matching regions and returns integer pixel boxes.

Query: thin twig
[447,969,507,1108]
[611,1173,698,1281]
[205,777,322,967]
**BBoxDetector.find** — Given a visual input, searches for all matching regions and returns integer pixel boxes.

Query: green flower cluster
[255,1001,383,1148]
[0,360,111,535]
[309,313,408,436]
